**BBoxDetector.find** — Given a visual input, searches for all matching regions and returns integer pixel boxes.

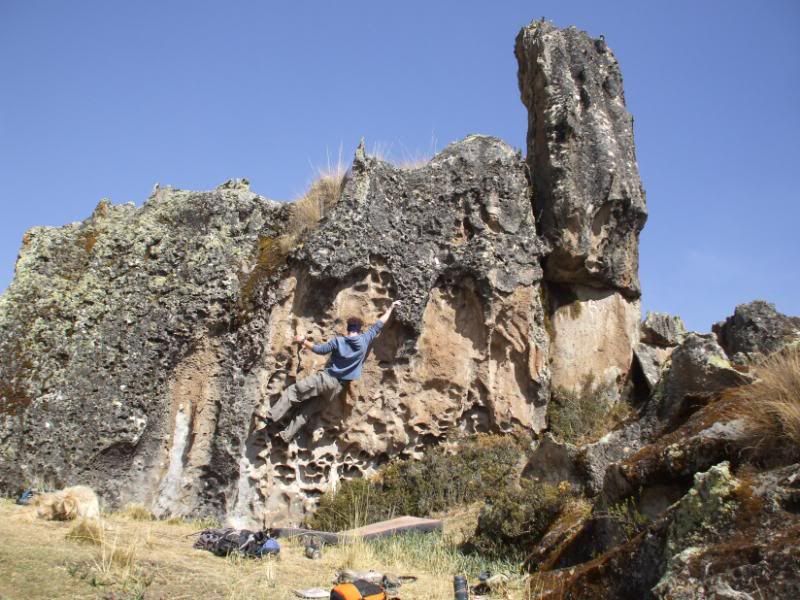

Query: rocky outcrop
[531,462,800,600]
[713,300,800,363]
[529,405,800,600]
[0,136,555,523]
[0,20,652,527]
[652,462,800,599]
[632,312,686,394]
[633,343,671,393]
[516,20,646,400]
[656,333,752,424]
[524,434,583,487]
[525,421,650,497]
[247,136,552,523]
[0,183,289,516]
[516,20,647,297]
[642,312,686,348]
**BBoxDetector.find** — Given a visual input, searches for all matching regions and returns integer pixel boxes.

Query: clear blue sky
[1,1,798,332]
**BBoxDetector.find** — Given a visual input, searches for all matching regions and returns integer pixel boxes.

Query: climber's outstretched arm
[357,300,402,344]
[378,300,401,325]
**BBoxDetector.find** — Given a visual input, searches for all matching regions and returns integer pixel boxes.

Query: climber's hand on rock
[294,335,306,344]
[391,300,402,308]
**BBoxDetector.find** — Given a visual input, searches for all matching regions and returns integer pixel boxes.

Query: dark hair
[346,317,363,333]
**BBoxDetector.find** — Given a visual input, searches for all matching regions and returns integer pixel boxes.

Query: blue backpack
[16,489,39,505]
[257,538,281,556]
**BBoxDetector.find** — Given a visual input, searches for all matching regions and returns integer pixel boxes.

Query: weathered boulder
[579,419,652,496]
[516,20,647,297]
[523,433,583,488]
[652,463,800,600]
[633,343,672,393]
[531,459,800,599]
[641,312,686,347]
[713,300,800,362]
[0,186,290,516]
[602,417,750,509]
[524,420,651,498]
[657,333,752,424]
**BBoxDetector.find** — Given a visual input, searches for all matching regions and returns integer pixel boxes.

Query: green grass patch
[365,531,519,578]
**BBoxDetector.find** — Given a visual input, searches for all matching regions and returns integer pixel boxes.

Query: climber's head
[346,316,363,335]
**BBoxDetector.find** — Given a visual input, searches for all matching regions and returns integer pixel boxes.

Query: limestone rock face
[515,21,647,297]
[713,300,800,362]
[547,285,640,395]
[0,136,552,523]
[0,187,290,515]
[249,136,552,523]
[0,21,655,526]
[299,136,547,332]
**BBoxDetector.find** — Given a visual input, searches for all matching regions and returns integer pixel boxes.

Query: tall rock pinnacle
[515,21,647,298]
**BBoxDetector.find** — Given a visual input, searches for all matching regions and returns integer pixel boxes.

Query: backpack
[192,528,276,558]
[330,579,387,600]
[257,537,281,556]
[16,489,39,505]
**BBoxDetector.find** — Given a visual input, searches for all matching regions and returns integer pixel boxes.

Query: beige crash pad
[342,516,442,540]
[276,515,443,544]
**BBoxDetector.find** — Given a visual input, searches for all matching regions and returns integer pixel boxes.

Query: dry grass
[238,169,345,312]
[279,170,346,253]
[115,503,154,521]
[730,345,800,451]
[65,518,105,545]
[0,498,525,599]
[366,139,435,170]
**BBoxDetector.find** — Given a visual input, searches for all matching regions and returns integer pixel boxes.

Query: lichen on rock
[662,462,740,559]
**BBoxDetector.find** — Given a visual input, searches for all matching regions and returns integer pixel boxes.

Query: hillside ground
[0,499,526,600]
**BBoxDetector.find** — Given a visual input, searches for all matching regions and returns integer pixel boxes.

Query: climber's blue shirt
[311,321,384,381]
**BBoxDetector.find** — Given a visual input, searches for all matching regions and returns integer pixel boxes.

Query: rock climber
[265,300,401,442]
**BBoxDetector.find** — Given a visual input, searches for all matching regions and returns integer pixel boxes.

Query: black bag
[193,527,273,557]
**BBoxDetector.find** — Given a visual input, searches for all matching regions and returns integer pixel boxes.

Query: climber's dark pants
[268,370,343,441]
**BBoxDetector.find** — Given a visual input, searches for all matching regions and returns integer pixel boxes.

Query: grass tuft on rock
[277,170,346,257]
[238,170,345,312]
[731,345,800,451]
[547,375,631,445]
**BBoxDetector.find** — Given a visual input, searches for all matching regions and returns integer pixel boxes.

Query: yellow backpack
[330,579,387,600]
